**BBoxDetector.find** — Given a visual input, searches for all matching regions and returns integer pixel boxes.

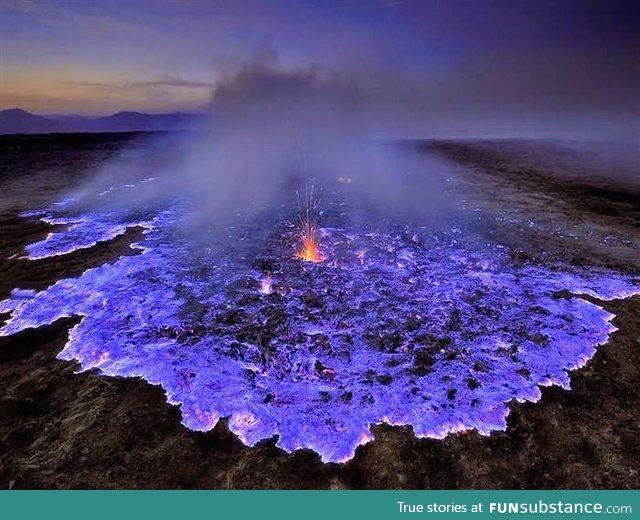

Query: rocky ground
[0,133,638,489]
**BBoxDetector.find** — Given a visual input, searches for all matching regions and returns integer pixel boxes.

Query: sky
[0,0,638,134]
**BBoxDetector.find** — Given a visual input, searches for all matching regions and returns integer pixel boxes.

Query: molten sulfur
[296,233,324,263]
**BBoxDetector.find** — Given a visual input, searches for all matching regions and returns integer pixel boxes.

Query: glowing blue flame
[1,194,638,463]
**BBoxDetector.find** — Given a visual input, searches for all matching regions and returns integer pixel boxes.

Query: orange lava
[295,183,323,263]
[296,234,324,263]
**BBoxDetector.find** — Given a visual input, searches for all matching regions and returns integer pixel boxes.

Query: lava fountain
[295,183,324,263]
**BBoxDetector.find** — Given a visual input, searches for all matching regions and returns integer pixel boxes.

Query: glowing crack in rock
[1,193,639,463]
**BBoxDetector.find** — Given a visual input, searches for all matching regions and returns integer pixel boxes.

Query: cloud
[3,0,150,34]
[126,75,214,89]
[2,0,44,14]
[67,75,214,92]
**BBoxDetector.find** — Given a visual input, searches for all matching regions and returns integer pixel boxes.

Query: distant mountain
[0,108,203,135]
[0,108,65,134]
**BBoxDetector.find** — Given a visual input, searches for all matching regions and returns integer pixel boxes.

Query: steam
[68,57,458,236]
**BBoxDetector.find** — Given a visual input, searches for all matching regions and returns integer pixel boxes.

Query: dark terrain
[0,133,638,489]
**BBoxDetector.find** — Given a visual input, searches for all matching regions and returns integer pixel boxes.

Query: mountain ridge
[0,108,203,135]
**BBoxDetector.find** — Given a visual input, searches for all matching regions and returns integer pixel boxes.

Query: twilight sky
[0,0,638,134]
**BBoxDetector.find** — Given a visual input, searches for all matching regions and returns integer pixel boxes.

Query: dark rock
[376,374,393,385]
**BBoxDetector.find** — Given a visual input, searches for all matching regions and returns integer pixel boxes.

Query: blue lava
[1,194,638,463]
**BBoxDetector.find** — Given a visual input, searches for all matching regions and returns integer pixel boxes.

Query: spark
[295,183,324,263]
